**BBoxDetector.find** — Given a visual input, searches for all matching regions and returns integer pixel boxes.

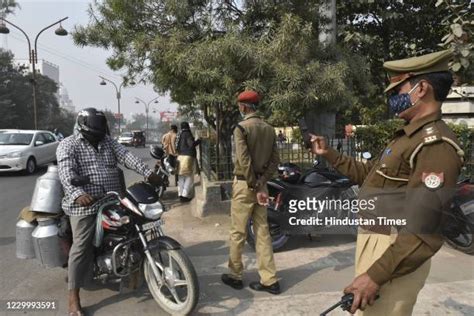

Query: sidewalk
[160,182,473,315]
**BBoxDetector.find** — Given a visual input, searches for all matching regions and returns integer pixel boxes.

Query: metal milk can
[32,218,66,268]
[16,219,36,259]
[30,165,64,214]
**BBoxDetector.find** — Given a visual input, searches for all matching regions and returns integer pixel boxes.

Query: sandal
[68,310,84,316]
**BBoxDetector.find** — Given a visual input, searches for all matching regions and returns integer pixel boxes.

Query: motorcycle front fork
[136,224,166,284]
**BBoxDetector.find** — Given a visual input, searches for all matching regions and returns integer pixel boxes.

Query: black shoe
[249,281,281,295]
[180,196,192,203]
[221,274,243,290]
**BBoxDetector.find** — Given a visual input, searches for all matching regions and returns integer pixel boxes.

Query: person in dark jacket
[175,122,200,202]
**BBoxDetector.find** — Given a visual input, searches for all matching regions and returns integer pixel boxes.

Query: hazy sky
[1,0,178,121]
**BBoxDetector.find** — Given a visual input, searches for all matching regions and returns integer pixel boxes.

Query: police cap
[383,49,453,93]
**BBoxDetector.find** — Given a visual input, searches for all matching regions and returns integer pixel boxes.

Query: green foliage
[354,119,404,155]
[0,49,68,131]
[0,0,19,15]
[338,0,448,89]
[355,121,474,176]
[436,0,473,83]
[73,1,372,143]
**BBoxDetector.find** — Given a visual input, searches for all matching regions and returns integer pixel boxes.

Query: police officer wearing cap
[221,90,281,294]
[310,50,463,315]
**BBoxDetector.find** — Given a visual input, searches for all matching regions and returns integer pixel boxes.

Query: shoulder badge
[422,172,444,189]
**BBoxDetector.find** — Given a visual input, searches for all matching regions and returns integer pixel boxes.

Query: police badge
[422,172,444,189]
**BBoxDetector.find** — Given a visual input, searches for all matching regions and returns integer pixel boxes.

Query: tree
[73,1,371,157]
[0,49,64,130]
[336,0,473,125]
[126,113,147,131]
[436,0,473,84]
[0,0,19,15]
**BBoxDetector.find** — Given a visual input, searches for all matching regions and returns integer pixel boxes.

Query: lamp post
[135,97,159,140]
[99,76,129,134]
[0,17,68,130]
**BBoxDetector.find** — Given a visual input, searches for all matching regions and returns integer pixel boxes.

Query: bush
[355,120,473,177]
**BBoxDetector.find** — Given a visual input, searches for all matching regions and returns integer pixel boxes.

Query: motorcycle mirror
[71,175,91,186]
[362,152,372,160]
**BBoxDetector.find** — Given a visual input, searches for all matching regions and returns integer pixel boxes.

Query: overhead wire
[6,30,155,95]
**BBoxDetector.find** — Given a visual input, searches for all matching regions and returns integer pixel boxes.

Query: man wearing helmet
[56,108,161,316]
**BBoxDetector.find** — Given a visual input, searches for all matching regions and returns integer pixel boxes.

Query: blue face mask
[388,83,420,115]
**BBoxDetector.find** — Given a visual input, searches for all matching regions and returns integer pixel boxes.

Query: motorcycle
[150,145,177,198]
[246,160,359,251]
[444,177,474,254]
[70,171,199,314]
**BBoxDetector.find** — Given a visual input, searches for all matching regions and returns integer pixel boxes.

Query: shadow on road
[443,297,474,316]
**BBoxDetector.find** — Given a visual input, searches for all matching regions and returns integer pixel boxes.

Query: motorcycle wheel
[246,218,289,252]
[446,220,474,254]
[144,249,199,315]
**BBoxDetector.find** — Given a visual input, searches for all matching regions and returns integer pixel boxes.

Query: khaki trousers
[355,230,431,316]
[228,179,278,286]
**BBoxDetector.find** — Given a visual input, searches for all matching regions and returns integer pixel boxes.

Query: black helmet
[76,108,108,139]
[277,162,301,184]
[150,145,165,160]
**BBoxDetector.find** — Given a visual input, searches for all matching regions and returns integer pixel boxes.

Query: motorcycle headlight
[138,201,165,220]
[6,151,23,158]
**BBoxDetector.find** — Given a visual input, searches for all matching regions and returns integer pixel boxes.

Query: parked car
[118,132,134,146]
[131,130,146,147]
[0,130,59,174]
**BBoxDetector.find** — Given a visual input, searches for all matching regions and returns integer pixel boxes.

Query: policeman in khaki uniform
[311,50,463,315]
[222,90,281,295]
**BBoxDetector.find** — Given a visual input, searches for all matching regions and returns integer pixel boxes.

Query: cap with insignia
[237,90,261,104]
[383,49,454,93]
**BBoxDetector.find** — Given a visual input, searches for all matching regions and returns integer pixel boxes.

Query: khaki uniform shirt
[233,113,280,191]
[325,111,463,285]
[162,131,177,156]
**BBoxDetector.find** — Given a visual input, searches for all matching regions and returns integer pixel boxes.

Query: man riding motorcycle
[56,108,161,316]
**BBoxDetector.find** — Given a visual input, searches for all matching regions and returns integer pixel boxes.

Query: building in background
[442,86,474,128]
[15,58,75,113]
[15,59,60,84]
[58,84,75,113]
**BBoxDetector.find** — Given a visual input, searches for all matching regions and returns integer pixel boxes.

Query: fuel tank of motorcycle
[125,182,159,204]
[30,165,64,214]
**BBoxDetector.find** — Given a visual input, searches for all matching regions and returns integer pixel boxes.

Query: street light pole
[99,76,126,134]
[135,96,159,140]
[0,17,68,130]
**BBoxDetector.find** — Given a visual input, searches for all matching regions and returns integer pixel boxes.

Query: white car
[0,130,59,174]
[117,132,134,146]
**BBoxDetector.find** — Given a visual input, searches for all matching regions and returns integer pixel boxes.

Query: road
[0,147,473,315]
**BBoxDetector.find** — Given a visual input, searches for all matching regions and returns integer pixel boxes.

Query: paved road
[0,147,473,315]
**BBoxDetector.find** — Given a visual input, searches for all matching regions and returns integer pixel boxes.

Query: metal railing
[200,134,474,182]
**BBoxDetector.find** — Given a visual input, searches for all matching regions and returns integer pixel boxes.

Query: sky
[1,0,178,121]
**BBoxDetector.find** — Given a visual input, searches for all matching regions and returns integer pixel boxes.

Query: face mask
[388,83,420,115]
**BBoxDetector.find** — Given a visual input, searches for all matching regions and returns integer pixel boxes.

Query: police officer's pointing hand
[309,134,328,155]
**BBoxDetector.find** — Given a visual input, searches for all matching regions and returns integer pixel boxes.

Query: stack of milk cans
[16,165,67,268]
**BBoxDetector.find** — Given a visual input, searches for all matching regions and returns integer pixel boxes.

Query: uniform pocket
[375,161,409,188]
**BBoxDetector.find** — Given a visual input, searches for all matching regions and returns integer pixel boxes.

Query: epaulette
[409,124,464,169]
